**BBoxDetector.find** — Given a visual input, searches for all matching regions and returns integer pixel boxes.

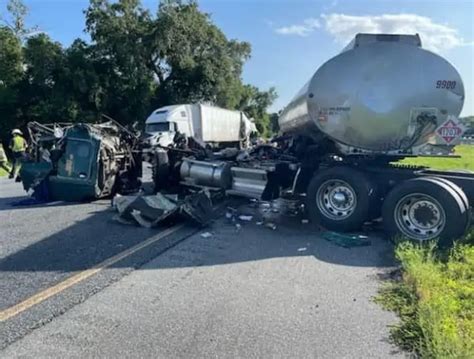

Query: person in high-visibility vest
[0,142,11,173]
[9,129,27,179]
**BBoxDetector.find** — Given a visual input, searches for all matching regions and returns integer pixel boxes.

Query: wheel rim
[316,179,357,220]
[394,193,446,241]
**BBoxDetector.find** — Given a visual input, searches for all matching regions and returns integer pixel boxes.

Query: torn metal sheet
[113,191,213,227]
[181,190,213,225]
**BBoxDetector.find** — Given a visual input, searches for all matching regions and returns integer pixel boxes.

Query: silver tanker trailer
[153,33,474,246]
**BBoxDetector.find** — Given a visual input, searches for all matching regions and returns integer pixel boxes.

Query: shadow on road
[0,197,397,310]
[0,206,396,269]
[0,195,81,212]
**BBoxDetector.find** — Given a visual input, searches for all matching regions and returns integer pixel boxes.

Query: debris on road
[238,215,253,221]
[297,247,307,252]
[200,232,213,238]
[264,222,277,230]
[322,231,371,248]
[181,190,213,224]
[113,190,213,228]
[301,219,309,224]
[260,202,271,209]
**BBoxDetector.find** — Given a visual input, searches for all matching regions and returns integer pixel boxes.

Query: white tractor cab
[145,105,192,147]
[144,104,256,148]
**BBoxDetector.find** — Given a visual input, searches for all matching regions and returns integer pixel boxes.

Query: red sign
[436,119,464,144]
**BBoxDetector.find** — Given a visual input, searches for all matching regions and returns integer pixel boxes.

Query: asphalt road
[0,177,198,349]
[1,177,404,358]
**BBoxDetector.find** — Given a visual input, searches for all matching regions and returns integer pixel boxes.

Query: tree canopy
[0,0,277,139]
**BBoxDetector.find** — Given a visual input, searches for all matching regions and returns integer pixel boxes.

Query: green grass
[376,235,474,358]
[380,146,474,357]
[397,145,474,171]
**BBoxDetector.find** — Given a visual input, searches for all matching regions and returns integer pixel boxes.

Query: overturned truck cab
[21,120,142,202]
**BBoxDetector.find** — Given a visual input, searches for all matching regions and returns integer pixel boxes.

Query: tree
[0,0,39,41]
[0,26,22,137]
[269,112,280,135]
[237,85,277,136]
[84,0,259,122]
[84,0,157,123]
[0,26,22,86]
[16,34,67,123]
[61,39,106,121]
[150,1,251,108]
[0,0,278,138]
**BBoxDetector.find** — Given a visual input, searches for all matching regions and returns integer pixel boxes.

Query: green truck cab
[21,122,141,202]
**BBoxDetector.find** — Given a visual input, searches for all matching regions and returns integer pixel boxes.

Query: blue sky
[2,0,473,116]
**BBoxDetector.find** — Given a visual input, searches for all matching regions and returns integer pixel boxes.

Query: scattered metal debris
[238,215,253,221]
[181,190,214,224]
[265,222,277,230]
[322,231,371,248]
[113,190,213,228]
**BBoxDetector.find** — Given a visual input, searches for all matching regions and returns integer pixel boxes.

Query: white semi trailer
[145,104,256,147]
[152,34,474,246]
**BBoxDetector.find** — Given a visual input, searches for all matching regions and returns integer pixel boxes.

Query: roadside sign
[436,116,466,144]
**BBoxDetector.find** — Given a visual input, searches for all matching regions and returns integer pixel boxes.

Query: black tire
[306,167,379,232]
[152,150,170,192]
[382,177,470,246]
[425,177,470,210]
[425,177,471,234]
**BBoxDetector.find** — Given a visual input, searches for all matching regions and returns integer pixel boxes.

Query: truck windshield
[146,123,170,133]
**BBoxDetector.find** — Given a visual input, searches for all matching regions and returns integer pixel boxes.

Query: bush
[376,238,474,358]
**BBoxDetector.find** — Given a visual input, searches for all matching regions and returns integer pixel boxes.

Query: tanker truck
[151,33,474,246]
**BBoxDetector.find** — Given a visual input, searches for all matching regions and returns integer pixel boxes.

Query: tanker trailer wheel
[425,177,471,234]
[306,167,378,232]
[382,177,470,247]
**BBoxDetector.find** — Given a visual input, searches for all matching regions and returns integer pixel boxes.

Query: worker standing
[9,129,27,179]
[0,142,11,173]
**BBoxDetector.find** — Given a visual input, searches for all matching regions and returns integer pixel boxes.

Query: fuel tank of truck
[278,33,465,152]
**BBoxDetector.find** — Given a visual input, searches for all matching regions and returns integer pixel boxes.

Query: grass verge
[376,233,474,358]
[397,145,474,171]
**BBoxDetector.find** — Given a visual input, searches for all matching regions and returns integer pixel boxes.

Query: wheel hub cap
[316,180,357,220]
[332,191,347,205]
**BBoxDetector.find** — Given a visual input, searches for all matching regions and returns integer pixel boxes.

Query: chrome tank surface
[180,158,232,189]
[279,34,465,152]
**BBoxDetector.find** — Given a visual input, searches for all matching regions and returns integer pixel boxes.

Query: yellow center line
[0,224,185,322]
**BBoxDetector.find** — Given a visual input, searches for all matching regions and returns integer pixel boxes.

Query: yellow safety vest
[11,136,26,153]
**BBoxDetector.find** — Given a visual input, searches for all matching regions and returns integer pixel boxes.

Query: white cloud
[275,18,321,37]
[321,13,471,52]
